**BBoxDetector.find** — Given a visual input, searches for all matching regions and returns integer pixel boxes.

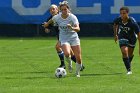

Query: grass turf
[0,37,140,93]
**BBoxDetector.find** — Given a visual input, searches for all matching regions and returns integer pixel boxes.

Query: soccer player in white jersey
[43,2,82,77]
[44,4,85,71]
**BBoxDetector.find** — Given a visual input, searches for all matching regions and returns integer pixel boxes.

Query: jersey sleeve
[52,15,57,23]
[113,17,120,25]
[130,17,140,34]
[46,16,52,21]
[133,23,140,34]
[71,14,79,25]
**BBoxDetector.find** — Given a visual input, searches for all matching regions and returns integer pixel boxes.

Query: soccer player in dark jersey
[44,4,85,71]
[113,6,140,75]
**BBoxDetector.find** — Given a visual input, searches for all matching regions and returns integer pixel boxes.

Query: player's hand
[44,28,50,33]
[42,22,49,28]
[114,35,118,44]
[67,24,73,30]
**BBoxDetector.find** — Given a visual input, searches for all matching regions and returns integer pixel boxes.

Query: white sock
[65,56,72,67]
[76,63,82,75]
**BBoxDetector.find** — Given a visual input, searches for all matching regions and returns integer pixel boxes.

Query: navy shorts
[119,38,137,48]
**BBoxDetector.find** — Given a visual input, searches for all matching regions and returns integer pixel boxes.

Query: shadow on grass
[0,72,124,79]
[0,71,51,79]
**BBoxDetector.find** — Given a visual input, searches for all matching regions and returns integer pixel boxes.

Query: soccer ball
[55,68,67,78]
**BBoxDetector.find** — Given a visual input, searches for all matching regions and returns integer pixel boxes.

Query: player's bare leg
[62,44,72,73]
[121,46,131,74]
[70,48,85,71]
[128,47,134,74]
[71,45,82,77]
[128,47,134,63]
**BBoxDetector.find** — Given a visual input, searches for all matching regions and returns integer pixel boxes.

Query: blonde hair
[50,4,58,9]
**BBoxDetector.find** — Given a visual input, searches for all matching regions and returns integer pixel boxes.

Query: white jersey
[52,13,79,42]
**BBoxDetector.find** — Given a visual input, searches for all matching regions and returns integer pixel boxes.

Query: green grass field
[0,37,140,93]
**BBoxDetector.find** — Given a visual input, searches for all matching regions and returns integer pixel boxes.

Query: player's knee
[55,44,59,49]
[70,51,74,56]
[122,52,128,57]
[55,45,61,51]
[76,59,82,64]
[76,56,82,63]
[64,53,71,58]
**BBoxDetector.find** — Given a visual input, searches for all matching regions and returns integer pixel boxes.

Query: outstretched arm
[113,24,118,44]
[42,19,53,28]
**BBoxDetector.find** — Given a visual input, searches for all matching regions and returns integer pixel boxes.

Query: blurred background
[0,0,140,37]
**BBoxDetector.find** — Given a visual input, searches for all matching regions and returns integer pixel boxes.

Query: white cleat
[76,72,80,77]
[127,71,132,75]
[76,74,80,77]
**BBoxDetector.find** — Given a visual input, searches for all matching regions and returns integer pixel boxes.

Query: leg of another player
[70,49,76,63]
[62,44,72,73]
[120,46,131,74]
[71,45,82,77]
[55,41,65,68]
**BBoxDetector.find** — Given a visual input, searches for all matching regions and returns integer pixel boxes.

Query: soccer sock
[76,63,82,75]
[57,51,65,66]
[123,57,131,72]
[65,56,72,67]
[129,55,134,64]
[71,55,76,63]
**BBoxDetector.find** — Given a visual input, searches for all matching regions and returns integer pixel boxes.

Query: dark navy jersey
[46,16,59,39]
[113,17,140,39]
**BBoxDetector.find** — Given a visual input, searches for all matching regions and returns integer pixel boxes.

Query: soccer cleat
[76,72,80,77]
[80,65,85,71]
[127,71,132,75]
[59,64,66,69]
[76,74,80,77]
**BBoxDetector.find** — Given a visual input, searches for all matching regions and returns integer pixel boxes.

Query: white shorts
[61,39,80,46]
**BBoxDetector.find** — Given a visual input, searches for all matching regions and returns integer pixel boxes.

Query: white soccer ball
[55,68,67,78]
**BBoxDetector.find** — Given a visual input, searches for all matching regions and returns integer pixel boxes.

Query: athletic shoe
[80,65,85,71]
[127,71,132,75]
[76,72,80,77]
[76,74,80,77]
[59,64,66,69]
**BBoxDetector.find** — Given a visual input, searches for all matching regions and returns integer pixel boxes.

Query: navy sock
[71,55,76,63]
[71,55,85,69]
[58,51,65,66]
[129,55,134,64]
[123,57,131,72]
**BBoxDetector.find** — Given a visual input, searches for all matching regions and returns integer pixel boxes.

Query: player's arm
[42,19,53,28]
[67,15,80,32]
[67,24,80,32]
[133,22,140,56]
[42,19,54,33]
[137,32,140,56]
[44,28,50,33]
[113,23,118,43]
